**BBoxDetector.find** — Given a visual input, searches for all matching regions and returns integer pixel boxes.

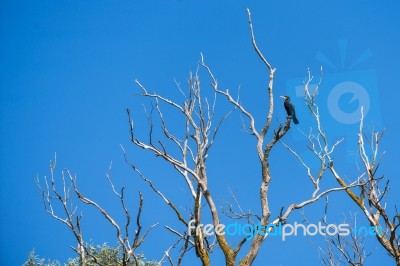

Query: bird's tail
[293,115,299,124]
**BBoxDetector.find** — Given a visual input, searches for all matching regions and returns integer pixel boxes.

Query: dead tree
[293,68,400,265]
[317,212,372,266]
[36,158,157,266]
[36,157,86,266]
[124,7,359,266]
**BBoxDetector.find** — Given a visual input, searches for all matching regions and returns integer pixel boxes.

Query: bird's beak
[280,96,285,99]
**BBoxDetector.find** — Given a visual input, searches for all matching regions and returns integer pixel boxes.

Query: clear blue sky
[1,1,399,265]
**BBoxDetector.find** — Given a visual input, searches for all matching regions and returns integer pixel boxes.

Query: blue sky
[1,1,400,265]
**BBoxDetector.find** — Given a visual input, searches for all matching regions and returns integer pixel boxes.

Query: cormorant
[280,96,299,124]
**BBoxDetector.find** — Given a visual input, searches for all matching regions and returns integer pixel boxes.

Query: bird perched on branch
[280,96,299,124]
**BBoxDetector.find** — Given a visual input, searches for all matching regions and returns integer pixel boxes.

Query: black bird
[280,96,299,124]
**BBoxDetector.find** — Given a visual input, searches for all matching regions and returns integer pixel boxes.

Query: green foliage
[23,250,61,266]
[24,244,159,266]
